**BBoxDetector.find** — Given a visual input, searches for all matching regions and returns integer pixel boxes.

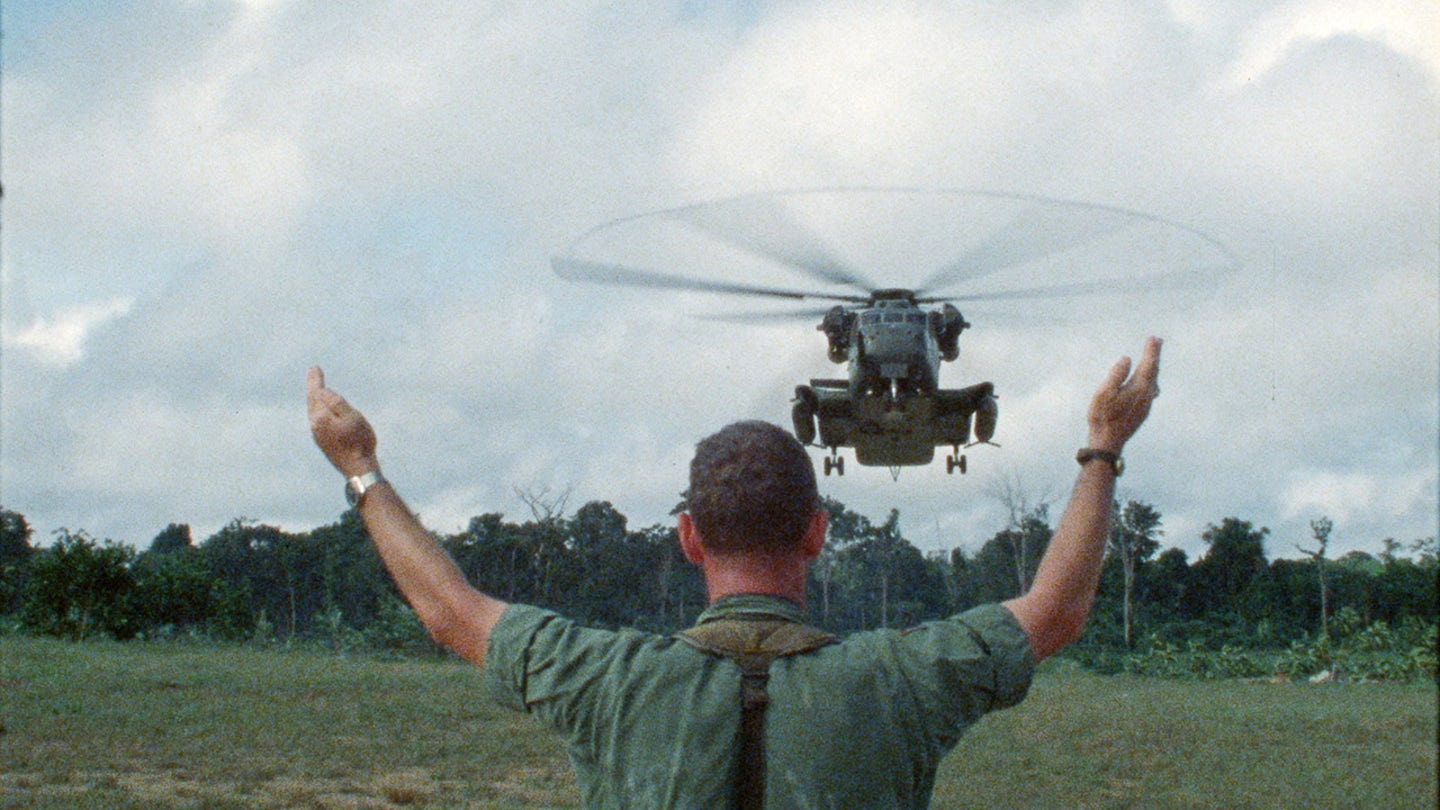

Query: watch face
[345,479,362,507]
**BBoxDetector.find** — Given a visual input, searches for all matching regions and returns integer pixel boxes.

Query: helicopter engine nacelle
[933,303,968,362]
[974,394,998,443]
[819,306,856,364]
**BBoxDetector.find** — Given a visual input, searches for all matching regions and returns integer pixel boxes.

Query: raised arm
[1003,337,1162,661]
[306,367,506,666]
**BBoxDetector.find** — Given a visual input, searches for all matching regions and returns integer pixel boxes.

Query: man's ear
[678,513,705,565]
[800,509,827,560]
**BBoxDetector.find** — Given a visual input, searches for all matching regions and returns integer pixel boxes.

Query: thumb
[307,366,325,393]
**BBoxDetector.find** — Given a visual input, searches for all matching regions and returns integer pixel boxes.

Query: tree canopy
[0,502,1433,681]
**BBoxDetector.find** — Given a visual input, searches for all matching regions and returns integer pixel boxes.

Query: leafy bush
[1270,608,1436,682]
[311,605,368,654]
[1119,638,1267,679]
[20,530,137,640]
[363,596,445,657]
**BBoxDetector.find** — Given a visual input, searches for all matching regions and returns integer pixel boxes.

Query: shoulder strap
[678,618,838,670]
[677,619,837,810]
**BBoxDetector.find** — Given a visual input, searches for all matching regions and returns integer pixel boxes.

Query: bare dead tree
[515,485,572,524]
[985,470,1055,595]
[514,485,573,602]
[1108,500,1163,648]
[1297,517,1333,639]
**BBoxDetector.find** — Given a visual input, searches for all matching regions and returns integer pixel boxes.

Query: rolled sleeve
[950,603,1035,711]
[890,602,1036,749]
[481,603,557,713]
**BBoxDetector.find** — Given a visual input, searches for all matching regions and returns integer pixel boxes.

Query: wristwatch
[345,470,386,507]
[1076,448,1124,477]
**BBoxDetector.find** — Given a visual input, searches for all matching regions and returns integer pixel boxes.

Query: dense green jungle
[1,501,1434,681]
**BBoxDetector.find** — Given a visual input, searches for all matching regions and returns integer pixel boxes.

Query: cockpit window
[907,313,925,324]
[884,313,904,323]
[861,312,880,325]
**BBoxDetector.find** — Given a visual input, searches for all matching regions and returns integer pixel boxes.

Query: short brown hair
[687,421,819,554]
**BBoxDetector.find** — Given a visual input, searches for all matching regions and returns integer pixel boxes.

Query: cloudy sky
[3,0,1436,562]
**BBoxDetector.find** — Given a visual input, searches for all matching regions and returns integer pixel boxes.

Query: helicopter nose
[865,325,923,366]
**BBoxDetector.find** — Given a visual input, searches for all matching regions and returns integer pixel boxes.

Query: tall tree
[200,519,321,639]
[21,529,137,640]
[0,508,35,613]
[314,509,392,629]
[131,542,217,632]
[852,510,906,629]
[645,523,702,630]
[1143,546,1190,623]
[514,487,572,608]
[817,497,873,626]
[1373,538,1438,625]
[149,523,193,555]
[564,500,657,627]
[446,513,527,601]
[985,473,1054,595]
[1108,500,1163,648]
[976,506,1052,600]
[944,546,981,614]
[1296,517,1333,638]
[1191,517,1270,619]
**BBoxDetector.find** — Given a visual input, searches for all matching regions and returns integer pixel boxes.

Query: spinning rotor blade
[929,266,1214,304]
[695,307,836,325]
[552,257,869,303]
[665,194,880,293]
[917,199,1135,296]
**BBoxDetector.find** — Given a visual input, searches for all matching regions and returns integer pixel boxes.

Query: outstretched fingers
[1088,337,1165,452]
[1104,337,1162,398]
[1134,336,1162,390]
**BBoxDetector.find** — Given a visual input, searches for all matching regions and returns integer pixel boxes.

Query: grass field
[2,636,1435,809]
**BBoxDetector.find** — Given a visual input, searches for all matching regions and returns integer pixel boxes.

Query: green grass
[2,638,1435,808]
[1,636,574,809]
[938,660,1437,809]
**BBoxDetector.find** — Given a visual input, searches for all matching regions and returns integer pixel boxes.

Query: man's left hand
[1086,337,1162,454]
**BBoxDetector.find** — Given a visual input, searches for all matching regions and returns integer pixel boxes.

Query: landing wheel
[824,454,845,477]
[946,453,967,475]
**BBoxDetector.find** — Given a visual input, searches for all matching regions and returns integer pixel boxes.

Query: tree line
[1,499,1434,679]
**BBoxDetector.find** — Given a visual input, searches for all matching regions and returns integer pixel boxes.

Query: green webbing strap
[677,619,838,810]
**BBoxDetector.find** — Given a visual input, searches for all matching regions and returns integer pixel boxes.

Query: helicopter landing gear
[824,452,845,477]
[946,451,967,475]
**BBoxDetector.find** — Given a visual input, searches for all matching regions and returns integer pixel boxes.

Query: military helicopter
[553,187,1233,477]
[793,290,994,476]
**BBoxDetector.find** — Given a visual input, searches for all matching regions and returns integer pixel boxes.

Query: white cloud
[671,4,1020,189]
[4,298,133,367]
[1279,465,1438,547]
[1280,470,1377,523]
[1222,0,1440,88]
[1,1,1435,560]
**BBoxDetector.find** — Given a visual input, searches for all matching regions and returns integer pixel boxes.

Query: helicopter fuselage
[794,292,996,474]
[849,296,942,397]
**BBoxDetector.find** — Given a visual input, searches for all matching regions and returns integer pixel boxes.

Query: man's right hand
[307,367,380,479]
[306,366,505,667]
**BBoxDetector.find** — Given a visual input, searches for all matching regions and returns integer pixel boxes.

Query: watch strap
[1076,448,1124,476]
[345,470,386,507]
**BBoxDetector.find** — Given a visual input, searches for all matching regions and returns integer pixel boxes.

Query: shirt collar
[695,593,807,625]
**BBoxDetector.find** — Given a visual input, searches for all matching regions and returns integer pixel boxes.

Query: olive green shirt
[483,595,1033,809]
